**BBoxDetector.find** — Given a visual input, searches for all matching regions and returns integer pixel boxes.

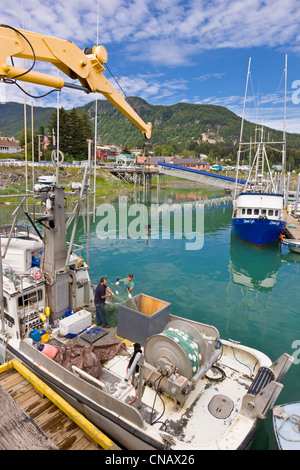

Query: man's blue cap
[128,273,133,278]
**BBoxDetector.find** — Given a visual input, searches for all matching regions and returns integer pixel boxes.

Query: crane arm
[0,25,152,139]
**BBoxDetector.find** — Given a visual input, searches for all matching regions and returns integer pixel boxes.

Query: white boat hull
[281,239,300,253]
[273,402,300,450]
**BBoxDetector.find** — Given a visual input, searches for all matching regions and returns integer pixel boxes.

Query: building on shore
[0,135,21,154]
[137,155,209,170]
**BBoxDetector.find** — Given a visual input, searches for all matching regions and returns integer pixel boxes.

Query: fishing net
[105,282,138,327]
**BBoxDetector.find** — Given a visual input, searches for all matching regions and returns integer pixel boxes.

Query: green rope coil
[161,328,200,377]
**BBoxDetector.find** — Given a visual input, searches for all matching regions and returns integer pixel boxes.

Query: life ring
[33,270,41,280]
[30,268,41,281]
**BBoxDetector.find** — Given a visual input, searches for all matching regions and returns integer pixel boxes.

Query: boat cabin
[1,227,94,342]
[233,193,284,221]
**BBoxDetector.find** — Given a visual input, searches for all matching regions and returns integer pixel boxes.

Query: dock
[0,359,121,451]
[284,211,300,239]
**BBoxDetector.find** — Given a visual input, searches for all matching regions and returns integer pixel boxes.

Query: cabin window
[3,296,8,311]
[242,209,246,214]
[247,209,252,215]
[268,210,274,216]
[261,209,266,215]
[254,209,259,215]
[275,210,278,216]
[18,289,43,308]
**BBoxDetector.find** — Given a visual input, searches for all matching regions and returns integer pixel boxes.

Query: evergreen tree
[47,107,93,160]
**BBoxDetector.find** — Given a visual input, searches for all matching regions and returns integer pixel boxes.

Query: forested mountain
[0,98,300,166]
[80,97,300,149]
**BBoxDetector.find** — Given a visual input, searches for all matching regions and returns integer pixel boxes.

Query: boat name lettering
[269,221,280,225]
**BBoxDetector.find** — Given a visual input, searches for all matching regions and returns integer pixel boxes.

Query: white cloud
[3,0,300,65]
[108,73,188,103]
[196,73,226,82]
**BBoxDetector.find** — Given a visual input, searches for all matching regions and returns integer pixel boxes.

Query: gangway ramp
[158,162,246,191]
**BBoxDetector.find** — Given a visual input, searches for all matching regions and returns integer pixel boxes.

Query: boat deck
[47,322,256,449]
[0,359,120,450]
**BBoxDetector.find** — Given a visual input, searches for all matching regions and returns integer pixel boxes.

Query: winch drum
[144,320,207,380]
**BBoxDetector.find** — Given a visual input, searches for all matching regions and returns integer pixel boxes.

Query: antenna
[234,57,251,199]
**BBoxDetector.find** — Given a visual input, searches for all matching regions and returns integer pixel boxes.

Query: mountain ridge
[0,98,299,152]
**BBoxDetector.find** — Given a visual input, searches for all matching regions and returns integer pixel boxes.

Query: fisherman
[94,277,114,328]
[115,273,135,296]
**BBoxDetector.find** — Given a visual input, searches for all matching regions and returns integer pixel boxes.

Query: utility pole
[37,134,43,162]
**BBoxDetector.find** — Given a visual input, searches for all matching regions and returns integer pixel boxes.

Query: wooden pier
[0,359,120,451]
[105,166,159,187]
[284,211,300,239]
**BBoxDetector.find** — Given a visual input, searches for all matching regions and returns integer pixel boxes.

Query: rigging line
[2,24,61,99]
[3,79,60,99]
[263,69,285,133]
[105,62,142,119]
[249,73,259,131]
[1,24,36,80]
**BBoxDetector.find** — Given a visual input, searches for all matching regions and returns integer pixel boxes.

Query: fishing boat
[0,177,294,450]
[232,58,287,246]
[232,190,286,246]
[281,238,300,253]
[272,402,300,450]
[0,25,294,451]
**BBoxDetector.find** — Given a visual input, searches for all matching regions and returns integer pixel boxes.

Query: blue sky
[1,0,300,134]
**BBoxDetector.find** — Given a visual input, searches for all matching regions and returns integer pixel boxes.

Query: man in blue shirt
[94,277,114,328]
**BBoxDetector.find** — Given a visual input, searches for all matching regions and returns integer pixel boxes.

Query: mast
[234,57,251,199]
[283,54,287,205]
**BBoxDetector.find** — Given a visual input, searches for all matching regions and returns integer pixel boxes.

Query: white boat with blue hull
[232,129,287,246]
[232,192,286,246]
[232,57,288,247]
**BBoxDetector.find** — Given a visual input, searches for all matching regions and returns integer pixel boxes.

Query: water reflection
[229,233,282,292]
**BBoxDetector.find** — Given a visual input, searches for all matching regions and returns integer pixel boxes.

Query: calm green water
[73,185,299,450]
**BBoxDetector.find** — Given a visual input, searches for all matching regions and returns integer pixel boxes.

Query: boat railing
[66,242,84,255]
[0,225,36,239]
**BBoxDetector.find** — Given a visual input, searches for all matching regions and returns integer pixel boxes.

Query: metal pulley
[51,149,64,165]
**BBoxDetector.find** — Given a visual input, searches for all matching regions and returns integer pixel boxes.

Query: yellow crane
[0,24,152,139]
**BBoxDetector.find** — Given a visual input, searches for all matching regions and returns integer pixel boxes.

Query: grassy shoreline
[0,165,229,209]
[0,167,137,204]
